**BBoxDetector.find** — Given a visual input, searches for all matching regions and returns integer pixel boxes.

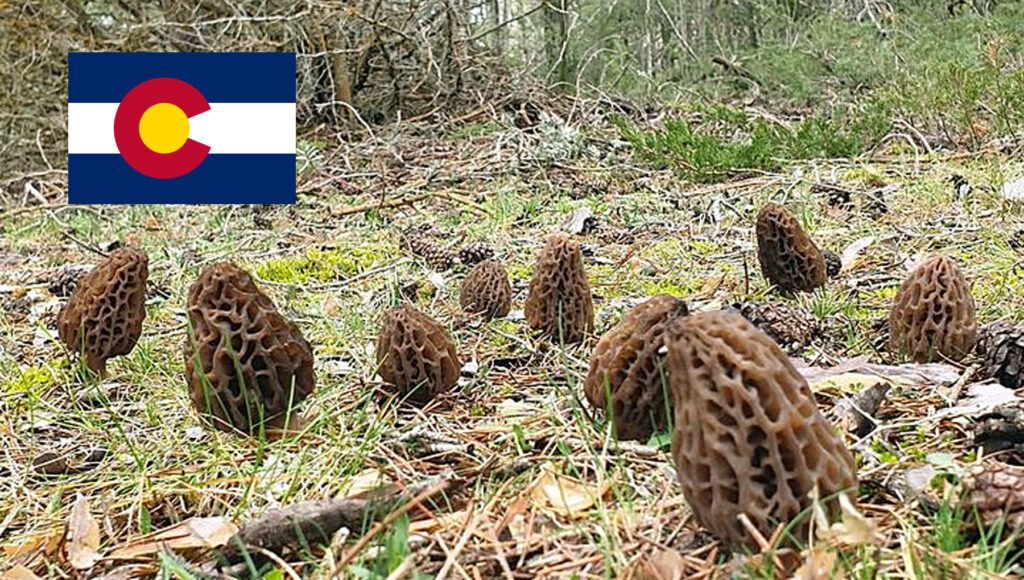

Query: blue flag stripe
[69,154,296,204]
[68,53,296,103]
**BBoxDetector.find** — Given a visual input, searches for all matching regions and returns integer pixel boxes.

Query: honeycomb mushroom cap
[524,234,594,343]
[183,262,315,435]
[888,254,977,363]
[57,246,149,376]
[376,305,460,404]
[756,203,827,293]
[667,310,857,550]
[584,295,689,441]
[460,259,512,320]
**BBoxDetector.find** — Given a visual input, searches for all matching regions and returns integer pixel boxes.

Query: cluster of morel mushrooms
[56,201,1002,553]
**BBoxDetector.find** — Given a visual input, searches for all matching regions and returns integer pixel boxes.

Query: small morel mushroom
[584,295,689,442]
[460,259,512,320]
[756,203,827,293]
[57,246,149,376]
[667,310,858,550]
[184,263,315,435]
[524,234,594,343]
[888,254,976,363]
[977,321,1024,389]
[376,305,460,404]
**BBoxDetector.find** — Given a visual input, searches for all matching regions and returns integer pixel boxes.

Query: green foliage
[613,104,891,182]
[3,360,64,395]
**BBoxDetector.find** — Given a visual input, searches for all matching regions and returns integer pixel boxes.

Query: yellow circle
[138,103,189,154]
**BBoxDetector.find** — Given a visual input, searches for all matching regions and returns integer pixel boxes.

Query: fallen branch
[216,475,455,566]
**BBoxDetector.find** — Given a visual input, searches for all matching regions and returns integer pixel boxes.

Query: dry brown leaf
[808,372,892,395]
[1,529,62,561]
[530,467,607,519]
[814,492,880,547]
[789,549,842,580]
[108,517,238,559]
[630,548,687,580]
[66,494,102,570]
[337,468,388,498]
[0,566,43,580]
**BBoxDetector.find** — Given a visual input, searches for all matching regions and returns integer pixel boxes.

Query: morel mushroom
[460,259,512,320]
[184,263,315,435]
[584,295,689,442]
[667,310,857,550]
[888,254,976,363]
[524,234,594,343]
[376,305,460,404]
[756,203,827,293]
[57,246,149,376]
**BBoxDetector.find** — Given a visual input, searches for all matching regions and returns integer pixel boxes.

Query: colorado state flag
[68,53,296,204]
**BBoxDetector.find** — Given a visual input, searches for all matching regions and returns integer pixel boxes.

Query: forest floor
[3,94,1024,578]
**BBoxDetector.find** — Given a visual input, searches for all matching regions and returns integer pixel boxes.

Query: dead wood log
[215,476,454,566]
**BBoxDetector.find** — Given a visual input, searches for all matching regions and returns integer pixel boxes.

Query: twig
[333,478,452,573]
[331,193,431,217]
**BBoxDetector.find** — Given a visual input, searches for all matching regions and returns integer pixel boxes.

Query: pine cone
[735,302,821,353]
[978,321,1024,389]
[458,242,495,266]
[961,462,1024,533]
[823,249,842,278]
[402,229,456,270]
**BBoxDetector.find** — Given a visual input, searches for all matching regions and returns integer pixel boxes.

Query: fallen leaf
[939,382,1020,418]
[1001,177,1024,202]
[814,492,880,547]
[0,566,42,580]
[789,549,841,580]
[840,236,874,269]
[530,467,607,519]
[809,372,892,395]
[66,494,102,570]
[562,205,595,235]
[796,357,960,388]
[337,468,388,498]
[631,548,687,580]
[108,517,238,559]
[1,529,62,560]
[904,465,938,494]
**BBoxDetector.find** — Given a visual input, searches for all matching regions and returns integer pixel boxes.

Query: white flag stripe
[67,102,295,154]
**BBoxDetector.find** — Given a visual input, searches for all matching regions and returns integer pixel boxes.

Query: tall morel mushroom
[524,234,594,343]
[460,259,512,320]
[376,305,460,404]
[184,262,315,435]
[58,246,149,376]
[667,310,858,550]
[756,202,827,293]
[584,295,689,442]
[888,254,976,363]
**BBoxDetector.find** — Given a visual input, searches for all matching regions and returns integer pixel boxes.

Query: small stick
[331,193,431,217]
[333,478,451,573]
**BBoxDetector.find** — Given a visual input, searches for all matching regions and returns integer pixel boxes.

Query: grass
[5,8,1024,576]
[4,128,1024,576]
[614,103,893,182]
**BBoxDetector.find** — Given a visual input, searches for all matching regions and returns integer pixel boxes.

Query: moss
[256,245,393,284]
[639,279,695,298]
[4,360,65,395]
